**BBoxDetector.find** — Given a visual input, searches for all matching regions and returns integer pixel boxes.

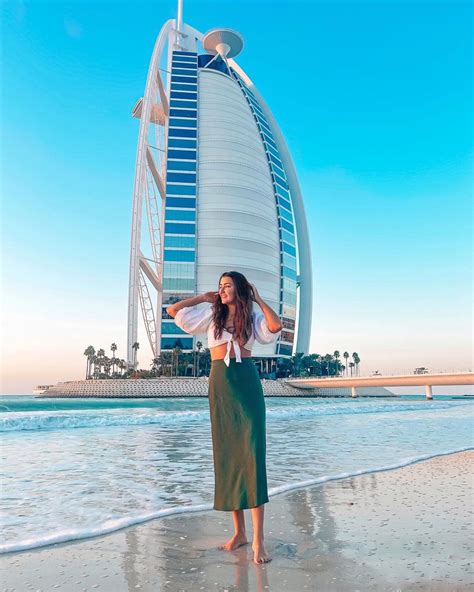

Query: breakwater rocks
[38,378,395,398]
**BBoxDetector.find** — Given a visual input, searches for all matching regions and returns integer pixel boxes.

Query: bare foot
[218,533,249,551]
[252,541,272,564]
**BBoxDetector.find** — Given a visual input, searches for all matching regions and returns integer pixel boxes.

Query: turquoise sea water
[1,394,473,554]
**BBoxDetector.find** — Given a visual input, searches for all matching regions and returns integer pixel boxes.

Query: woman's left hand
[250,283,262,303]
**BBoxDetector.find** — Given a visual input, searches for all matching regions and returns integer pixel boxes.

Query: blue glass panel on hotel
[165,222,196,235]
[161,322,188,335]
[161,336,194,350]
[268,152,284,170]
[171,83,197,92]
[281,229,295,245]
[275,184,290,200]
[168,128,197,138]
[250,99,264,115]
[173,52,197,58]
[164,235,195,248]
[171,75,197,84]
[256,114,270,129]
[172,68,198,77]
[278,195,292,211]
[164,250,196,262]
[165,208,196,221]
[172,54,197,60]
[280,218,293,233]
[164,261,195,276]
[246,92,262,108]
[171,91,198,99]
[282,252,296,269]
[170,100,197,109]
[171,61,196,69]
[257,117,272,134]
[282,266,297,280]
[278,344,293,356]
[198,53,230,75]
[166,184,196,196]
[272,163,286,179]
[168,138,197,150]
[266,143,281,160]
[263,133,277,149]
[279,207,293,222]
[168,147,196,158]
[167,172,197,183]
[273,173,289,190]
[165,197,196,208]
[169,109,197,118]
[167,159,196,170]
[163,278,195,291]
[169,118,197,128]
[282,241,297,256]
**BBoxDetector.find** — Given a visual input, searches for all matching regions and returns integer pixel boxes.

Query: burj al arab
[126,1,312,370]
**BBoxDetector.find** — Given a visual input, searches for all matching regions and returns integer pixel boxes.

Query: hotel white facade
[127,3,312,368]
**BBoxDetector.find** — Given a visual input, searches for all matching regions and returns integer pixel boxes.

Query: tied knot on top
[224,336,242,366]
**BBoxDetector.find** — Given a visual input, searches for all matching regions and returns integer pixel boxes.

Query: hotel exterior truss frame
[127,15,312,368]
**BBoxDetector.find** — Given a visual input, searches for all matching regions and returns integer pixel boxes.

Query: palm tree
[172,346,182,376]
[200,348,211,375]
[160,350,173,376]
[117,359,126,377]
[291,352,305,377]
[91,354,100,378]
[110,343,117,375]
[96,349,105,377]
[343,352,349,376]
[352,352,360,376]
[83,346,95,379]
[277,357,292,378]
[301,354,319,376]
[103,358,111,377]
[333,350,340,376]
[151,356,161,377]
[195,341,203,377]
[349,361,355,376]
[322,354,332,376]
[132,342,140,370]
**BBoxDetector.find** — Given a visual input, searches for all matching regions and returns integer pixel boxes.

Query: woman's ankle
[234,530,246,538]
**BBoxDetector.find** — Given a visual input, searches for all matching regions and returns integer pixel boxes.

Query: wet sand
[1,451,472,591]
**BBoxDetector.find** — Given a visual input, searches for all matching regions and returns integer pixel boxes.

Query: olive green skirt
[208,358,269,511]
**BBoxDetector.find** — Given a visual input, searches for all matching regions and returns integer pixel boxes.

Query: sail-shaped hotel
[127,2,312,371]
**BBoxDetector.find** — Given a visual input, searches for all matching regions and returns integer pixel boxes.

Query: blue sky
[1,0,472,393]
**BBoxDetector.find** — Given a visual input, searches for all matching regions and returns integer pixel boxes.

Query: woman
[166,271,282,564]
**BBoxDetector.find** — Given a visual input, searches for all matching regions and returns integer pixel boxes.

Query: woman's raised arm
[250,284,283,333]
[166,291,218,318]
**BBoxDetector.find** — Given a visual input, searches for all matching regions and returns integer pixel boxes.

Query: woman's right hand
[202,291,219,303]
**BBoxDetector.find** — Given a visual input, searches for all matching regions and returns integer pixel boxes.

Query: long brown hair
[212,271,255,345]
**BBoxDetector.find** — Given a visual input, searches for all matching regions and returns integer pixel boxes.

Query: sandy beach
[1,450,472,592]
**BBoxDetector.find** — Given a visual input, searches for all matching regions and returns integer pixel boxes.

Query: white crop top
[174,302,281,367]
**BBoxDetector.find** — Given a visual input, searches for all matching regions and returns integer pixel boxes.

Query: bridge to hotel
[286,372,474,399]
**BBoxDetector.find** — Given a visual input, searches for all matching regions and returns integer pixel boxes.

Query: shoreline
[2,447,471,555]
[2,450,472,590]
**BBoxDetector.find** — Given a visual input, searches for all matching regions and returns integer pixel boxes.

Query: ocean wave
[1,446,471,555]
[0,401,469,433]
[0,409,209,433]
